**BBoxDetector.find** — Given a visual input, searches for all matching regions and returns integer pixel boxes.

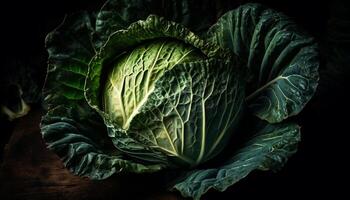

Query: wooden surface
[0,110,181,200]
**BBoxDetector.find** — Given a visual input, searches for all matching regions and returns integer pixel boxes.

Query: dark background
[0,0,348,199]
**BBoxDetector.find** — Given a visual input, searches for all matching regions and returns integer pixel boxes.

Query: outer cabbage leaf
[42,12,163,179]
[95,0,229,46]
[44,12,95,106]
[41,105,162,179]
[206,3,319,123]
[172,121,301,199]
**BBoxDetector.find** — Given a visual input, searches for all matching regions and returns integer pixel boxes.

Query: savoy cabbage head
[41,1,319,199]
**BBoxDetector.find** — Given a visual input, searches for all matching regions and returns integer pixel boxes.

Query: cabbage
[41,2,318,199]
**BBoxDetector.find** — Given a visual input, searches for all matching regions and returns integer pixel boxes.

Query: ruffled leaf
[95,0,226,46]
[172,122,300,199]
[207,4,319,123]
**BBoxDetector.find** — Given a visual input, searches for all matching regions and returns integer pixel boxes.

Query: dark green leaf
[44,12,95,107]
[95,0,227,46]
[172,122,300,199]
[41,105,162,179]
[207,4,319,123]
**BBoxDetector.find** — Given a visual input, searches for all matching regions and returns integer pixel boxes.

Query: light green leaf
[103,39,205,129]
[172,122,301,199]
[206,3,319,123]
